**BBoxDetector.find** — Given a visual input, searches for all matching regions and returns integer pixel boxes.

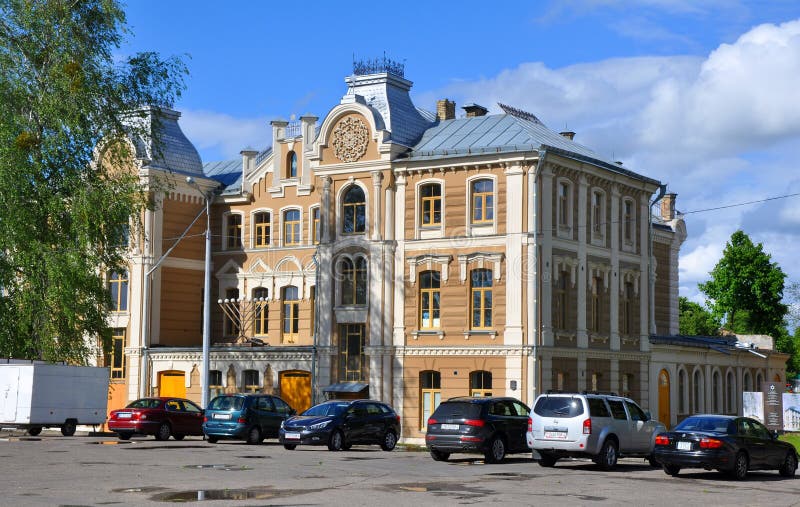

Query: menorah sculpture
[216,296,269,345]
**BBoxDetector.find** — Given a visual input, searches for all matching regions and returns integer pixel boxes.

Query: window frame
[109,328,125,379]
[252,210,272,248]
[282,285,300,343]
[622,197,636,250]
[282,208,302,246]
[341,184,367,235]
[470,268,493,330]
[469,177,495,226]
[252,287,269,336]
[556,178,574,239]
[286,150,298,179]
[420,182,442,227]
[339,256,368,306]
[419,270,441,330]
[223,287,240,337]
[554,271,568,330]
[310,206,321,245]
[243,369,260,393]
[108,270,129,313]
[224,212,244,250]
[420,370,441,429]
[590,188,606,246]
[470,370,492,397]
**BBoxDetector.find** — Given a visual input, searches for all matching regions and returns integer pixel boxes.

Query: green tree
[774,327,800,379]
[699,230,788,338]
[678,297,720,336]
[0,0,185,362]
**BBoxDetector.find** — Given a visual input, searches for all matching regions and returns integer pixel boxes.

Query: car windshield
[431,402,483,419]
[127,399,161,409]
[302,402,350,417]
[207,396,245,411]
[534,396,585,417]
[674,416,733,433]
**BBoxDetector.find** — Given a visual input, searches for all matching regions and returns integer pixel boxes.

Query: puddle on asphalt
[112,486,168,494]
[88,441,132,445]
[123,445,207,450]
[147,486,325,502]
[182,464,251,471]
[79,462,113,466]
[234,455,269,459]
[482,472,538,480]
[0,437,41,442]
[386,482,491,499]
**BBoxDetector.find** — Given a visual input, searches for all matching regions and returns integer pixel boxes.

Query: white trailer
[0,360,109,436]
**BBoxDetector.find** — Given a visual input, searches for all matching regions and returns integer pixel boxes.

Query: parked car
[203,394,295,444]
[653,414,798,479]
[527,392,665,469]
[108,397,204,441]
[425,396,531,463]
[279,399,400,451]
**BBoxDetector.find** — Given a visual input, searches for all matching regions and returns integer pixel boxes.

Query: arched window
[693,369,703,413]
[590,189,605,243]
[622,197,636,247]
[419,271,440,329]
[108,271,129,312]
[744,370,753,392]
[341,257,367,305]
[756,371,764,389]
[712,370,721,413]
[283,209,301,246]
[726,370,736,414]
[287,151,297,178]
[420,371,441,428]
[253,287,268,336]
[678,368,687,414]
[471,179,494,224]
[342,186,366,234]
[470,269,492,329]
[470,371,492,397]
[282,286,299,343]
[243,369,260,393]
[420,183,442,226]
[254,211,271,247]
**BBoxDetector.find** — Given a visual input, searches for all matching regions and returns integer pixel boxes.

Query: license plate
[440,424,460,430]
[544,431,567,440]
[284,432,301,440]
[212,413,231,420]
[677,441,692,450]
[117,413,131,419]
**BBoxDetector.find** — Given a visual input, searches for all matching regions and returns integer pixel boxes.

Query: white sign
[742,391,764,422]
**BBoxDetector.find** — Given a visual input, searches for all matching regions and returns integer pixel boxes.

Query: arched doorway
[658,369,670,429]
[279,370,311,413]
[158,370,186,398]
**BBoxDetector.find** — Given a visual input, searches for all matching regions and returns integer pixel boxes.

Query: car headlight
[280,420,285,429]
[309,420,331,430]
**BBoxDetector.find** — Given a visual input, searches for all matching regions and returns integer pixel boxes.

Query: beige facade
[101,68,787,442]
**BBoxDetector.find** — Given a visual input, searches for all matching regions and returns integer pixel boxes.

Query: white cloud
[179,109,271,162]
[424,18,800,295]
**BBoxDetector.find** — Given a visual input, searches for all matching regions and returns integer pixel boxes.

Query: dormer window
[342,185,366,234]
[287,151,297,179]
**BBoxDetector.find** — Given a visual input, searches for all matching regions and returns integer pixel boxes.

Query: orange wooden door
[280,370,311,413]
[159,371,186,398]
[658,369,671,429]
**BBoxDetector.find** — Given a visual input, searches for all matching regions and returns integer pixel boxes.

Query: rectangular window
[339,324,365,382]
[591,190,605,244]
[226,214,242,249]
[312,208,320,244]
[284,210,301,246]
[558,182,570,228]
[209,370,223,398]
[621,282,633,335]
[589,277,602,332]
[554,272,568,329]
[223,288,240,337]
[420,184,442,226]
[470,269,493,329]
[623,199,634,245]
[254,212,271,247]
[243,369,259,393]
[470,179,494,224]
[253,288,268,336]
[419,271,440,329]
[420,371,441,429]
[109,271,128,312]
[109,328,125,379]
[282,286,299,343]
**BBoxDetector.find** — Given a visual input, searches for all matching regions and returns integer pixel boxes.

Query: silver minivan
[527,393,665,469]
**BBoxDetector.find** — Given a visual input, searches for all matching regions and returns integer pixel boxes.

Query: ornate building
[101,62,786,440]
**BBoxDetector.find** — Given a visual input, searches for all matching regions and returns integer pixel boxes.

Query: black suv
[425,397,531,463]
[279,399,401,451]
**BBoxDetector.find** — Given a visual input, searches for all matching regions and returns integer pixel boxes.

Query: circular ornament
[332,117,369,163]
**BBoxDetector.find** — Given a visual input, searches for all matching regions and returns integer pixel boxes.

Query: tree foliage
[699,230,787,338]
[678,297,720,336]
[0,0,186,362]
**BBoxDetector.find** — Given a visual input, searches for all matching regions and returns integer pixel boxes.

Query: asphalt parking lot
[1,430,799,506]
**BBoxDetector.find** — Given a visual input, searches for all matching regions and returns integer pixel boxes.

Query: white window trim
[556,177,573,240]
[250,208,273,249]
[222,211,245,251]
[590,188,606,246]
[415,178,445,239]
[465,174,497,236]
[279,206,303,247]
[336,180,370,237]
[334,253,369,307]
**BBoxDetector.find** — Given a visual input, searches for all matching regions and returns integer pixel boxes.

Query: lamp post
[187,176,213,408]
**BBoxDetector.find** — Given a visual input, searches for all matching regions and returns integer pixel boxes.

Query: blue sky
[121,0,800,308]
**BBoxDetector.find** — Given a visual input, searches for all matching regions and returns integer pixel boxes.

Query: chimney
[661,193,677,220]
[559,131,576,140]
[462,103,488,118]
[436,99,455,121]
[240,147,258,174]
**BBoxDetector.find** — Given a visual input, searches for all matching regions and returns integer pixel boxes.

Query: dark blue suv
[279,399,400,451]
[203,394,295,444]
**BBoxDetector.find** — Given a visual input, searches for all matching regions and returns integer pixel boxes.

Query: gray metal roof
[650,335,739,353]
[124,107,204,176]
[203,159,242,195]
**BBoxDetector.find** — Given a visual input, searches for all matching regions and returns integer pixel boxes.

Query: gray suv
[526,392,665,469]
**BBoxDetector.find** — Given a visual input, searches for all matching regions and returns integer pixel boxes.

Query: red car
[108,397,204,441]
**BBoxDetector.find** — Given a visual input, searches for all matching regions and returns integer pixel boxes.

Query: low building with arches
[98,62,786,440]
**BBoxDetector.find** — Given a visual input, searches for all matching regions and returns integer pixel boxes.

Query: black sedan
[279,399,401,451]
[653,414,798,479]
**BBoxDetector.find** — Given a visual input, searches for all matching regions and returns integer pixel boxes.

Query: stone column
[504,163,524,346]
[371,171,383,241]
[610,185,620,351]
[321,177,332,243]
[393,175,407,348]
[540,166,554,347]
[639,195,651,352]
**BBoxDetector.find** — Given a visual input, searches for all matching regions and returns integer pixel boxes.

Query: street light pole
[187,176,213,408]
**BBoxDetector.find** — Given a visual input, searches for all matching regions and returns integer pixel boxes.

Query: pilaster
[540,166,554,346]
[610,185,621,351]
[577,175,588,348]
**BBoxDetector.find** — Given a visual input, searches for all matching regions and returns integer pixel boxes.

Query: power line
[680,192,800,215]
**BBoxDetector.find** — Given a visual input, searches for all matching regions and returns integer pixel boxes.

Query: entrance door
[658,369,671,429]
[280,370,311,413]
[159,371,186,398]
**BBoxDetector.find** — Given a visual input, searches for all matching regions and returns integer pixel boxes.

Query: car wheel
[597,439,618,470]
[328,430,345,451]
[284,444,297,450]
[206,436,218,444]
[430,449,450,461]
[381,430,397,451]
[484,435,506,464]
[173,434,185,441]
[730,451,748,480]
[648,453,660,468]
[61,420,77,437]
[155,423,171,441]
[246,426,262,445]
[27,427,42,436]
[663,464,681,476]
[538,453,557,467]
[779,451,797,478]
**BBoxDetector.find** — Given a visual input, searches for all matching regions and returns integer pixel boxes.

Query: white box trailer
[0,360,109,436]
